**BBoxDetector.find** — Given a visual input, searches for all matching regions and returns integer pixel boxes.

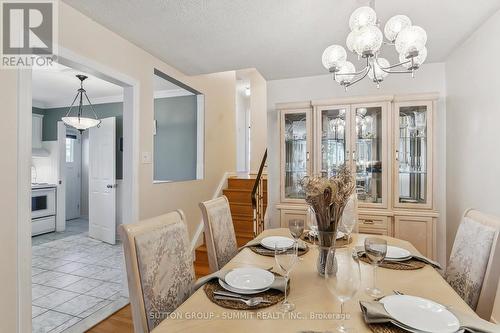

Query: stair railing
[251,149,267,236]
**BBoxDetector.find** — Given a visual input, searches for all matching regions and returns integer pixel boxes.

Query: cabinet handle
[352,150,357,161]
[363,220,374,224]
[395,150,399,161]
[306,152,310,161]
[346,149,350,161]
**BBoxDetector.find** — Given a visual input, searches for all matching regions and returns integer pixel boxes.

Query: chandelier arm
[336,57,370,77]
[344,65,371,88]
[374,55,413,73]
[335,65,370,77]
[64,93,80,117]
[83,91,101,121]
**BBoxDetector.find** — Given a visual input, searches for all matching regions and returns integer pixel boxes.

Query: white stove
[32,184,57,236]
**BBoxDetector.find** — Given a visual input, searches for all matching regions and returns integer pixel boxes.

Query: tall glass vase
[317,231,337,276]
[314,204,344,276]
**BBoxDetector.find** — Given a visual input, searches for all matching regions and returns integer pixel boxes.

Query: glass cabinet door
[318,107,349,178]
[282,110,310,200]
[395,102,432,208]
[353,105,385,206]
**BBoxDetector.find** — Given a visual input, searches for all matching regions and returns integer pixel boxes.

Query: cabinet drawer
[358,215,388,229]
[358,226,388,236]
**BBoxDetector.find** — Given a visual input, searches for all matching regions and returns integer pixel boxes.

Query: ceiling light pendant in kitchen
[321,1,428,90]
[62,74,101,132]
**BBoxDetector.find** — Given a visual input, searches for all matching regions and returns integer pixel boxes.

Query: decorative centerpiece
[300,166,356,276]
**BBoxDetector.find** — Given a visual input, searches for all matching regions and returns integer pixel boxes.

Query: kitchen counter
[32,183,57,190]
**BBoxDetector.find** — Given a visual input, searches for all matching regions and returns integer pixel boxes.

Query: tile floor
[32,218,129,333]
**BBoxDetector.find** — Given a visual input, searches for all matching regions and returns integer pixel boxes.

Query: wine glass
[289,219,305,243]
[275,244,298,312]
[325,248,361,332]
[339,216,356,245]
[364,237,387,297]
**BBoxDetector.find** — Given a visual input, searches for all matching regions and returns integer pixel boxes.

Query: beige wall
[0,3,236,331]
[445,9,500,257]
[60,3,236,235]
[249,70,267,172]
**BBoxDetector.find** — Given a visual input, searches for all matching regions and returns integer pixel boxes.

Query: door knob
[106,184,116,189]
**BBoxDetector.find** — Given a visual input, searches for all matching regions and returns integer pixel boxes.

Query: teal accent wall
[154,95,197,181]
[32,102,123,179]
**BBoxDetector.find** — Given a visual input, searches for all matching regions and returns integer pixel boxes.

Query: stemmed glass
[275,244,298,312]
[339,215,356,246]
[289,218,305,246]
[364,237,387,297]
[325,248,361,332]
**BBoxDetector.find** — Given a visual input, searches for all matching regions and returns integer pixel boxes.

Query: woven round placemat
[249,244,309,257]
[368,323,406,333]
[358,256,425,270]
[203,275,287,310]
[300,234,353,248]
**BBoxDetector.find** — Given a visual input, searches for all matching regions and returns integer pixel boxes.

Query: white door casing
[89,117,116,244]
[56,122,66,232]
[65,129,82,220]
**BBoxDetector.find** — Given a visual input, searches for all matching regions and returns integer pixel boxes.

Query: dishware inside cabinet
[320,108,347,178]
[355,106,383,204]
[398,105,428,204]
[284,112,308,199]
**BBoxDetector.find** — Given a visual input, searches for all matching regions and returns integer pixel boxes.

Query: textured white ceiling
[62,0,500,80]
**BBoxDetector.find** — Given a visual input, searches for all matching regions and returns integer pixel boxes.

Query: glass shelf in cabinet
[398,170,427,174]
[285,138,307,143]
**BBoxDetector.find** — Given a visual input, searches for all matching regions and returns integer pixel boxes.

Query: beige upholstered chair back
[120,210,195,333]
[199,196,238,272]
[445,208,500,320]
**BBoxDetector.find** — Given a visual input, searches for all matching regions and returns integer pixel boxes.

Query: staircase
[194,175,267,277]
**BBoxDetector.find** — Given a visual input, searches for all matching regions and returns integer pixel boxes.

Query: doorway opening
[31,62,129,332]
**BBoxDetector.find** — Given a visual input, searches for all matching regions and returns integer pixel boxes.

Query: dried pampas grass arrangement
[300,165,356,233]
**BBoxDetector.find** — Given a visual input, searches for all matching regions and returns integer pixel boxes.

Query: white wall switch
[141,151,152,164]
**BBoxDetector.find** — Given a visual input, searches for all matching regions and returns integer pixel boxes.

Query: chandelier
[322,4,428,89]
[62,74,101,132]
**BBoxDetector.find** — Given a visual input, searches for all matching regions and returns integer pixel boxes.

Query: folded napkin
[360,300,500,333]
[239,238,307,251]
[355,246,442,270]
[193,268,288,293]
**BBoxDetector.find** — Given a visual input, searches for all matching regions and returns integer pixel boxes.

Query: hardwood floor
[86,304,133,333]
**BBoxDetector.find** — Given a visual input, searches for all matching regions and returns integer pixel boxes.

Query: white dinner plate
[380,295,460,333]
[218,279,269,295]
[260,236,295,250]
[224,267,275,291]
[385,246,412,261]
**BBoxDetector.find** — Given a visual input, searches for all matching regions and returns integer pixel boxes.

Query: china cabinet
[276,94,439,259]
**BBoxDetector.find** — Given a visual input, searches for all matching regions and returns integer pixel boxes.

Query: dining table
[152,228,479,333]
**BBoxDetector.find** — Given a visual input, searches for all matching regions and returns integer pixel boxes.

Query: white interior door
[89,117,116,244]
[65,130,81,220]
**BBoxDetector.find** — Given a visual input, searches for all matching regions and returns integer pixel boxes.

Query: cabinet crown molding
[275,92,440,110]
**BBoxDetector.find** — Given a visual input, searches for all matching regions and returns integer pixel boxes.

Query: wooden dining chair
[444,208,500,320]
[120,210,195,333]
[199,196,238,272]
